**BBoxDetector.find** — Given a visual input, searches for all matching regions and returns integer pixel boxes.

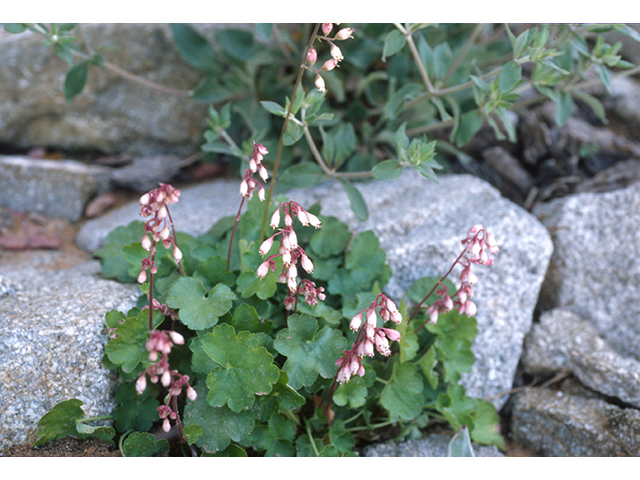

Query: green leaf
[497,60,522,93]
[64,62,88,102]
[309,216,351,259]
[554,90,574,126]
[328,231,391,302]
[273,314,347,389]
[435,384,476,431]
[4,23,27,34]
[121,432,170,457]
[453,109,484,147]
[229,303,273,334]
[183,383,259,454]
[95,221,145,283]
[328,420,356,453]
[380,362,424,420]
[333,375,368,409]
[597,64,612,94]
[34,399,86,447]
[278,163,325,190]
[321,123,356,170]
[447,426,474,457]
[112,381,160,432]
[339,179,368,222]
[171,23,219,73]
[270,370,306,411]
[202,324,280,412]
[166,277,236,330]
[396,305,419,362]
[105,310,162,373]
[283,120,303,146]
[216,28,258,62]
[469,398,504,448]
[613,24,640,43]
[193,255,236,290]
[53,43,74,65]
[243,413,296,456]
[418,345,439,389]
[382,29,407,61]
[372,159,403,180]
[236,270,278,300]
[260,100,286,117]
[572,90,607,123]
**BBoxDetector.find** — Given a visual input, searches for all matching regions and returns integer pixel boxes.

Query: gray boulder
[362,433,503,457]
[76,170,553,410]
[533,182,640,362]
[511,387,640,456]
[0,251,139,451]
[522,309,640,408]
[0,155,112,222]
[0,24,225,155]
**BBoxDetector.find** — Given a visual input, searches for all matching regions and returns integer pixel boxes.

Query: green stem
[306,422,321,457]
[259,23,321,242]
[348,419,396,432]
[77,415,113,423]
[396,23,434,93]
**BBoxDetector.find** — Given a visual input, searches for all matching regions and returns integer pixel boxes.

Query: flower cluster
[257,201,321,292]
[426,225,499,324]
[283,278,326,312]
[335,294,402,384]
[135,329,197,433]
[240,143,269,201]
[138,183,182,283]
[305,23,355,93]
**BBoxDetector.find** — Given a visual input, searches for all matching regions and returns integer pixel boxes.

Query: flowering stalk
[410,225,499,333]
[285,279,326,313]
[227,142,269,270]
[322,294,402,413]
[257,201,321,306]
[139,183,183,330]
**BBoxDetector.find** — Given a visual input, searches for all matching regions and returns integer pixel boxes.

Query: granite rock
[533,182,640,362]
[511,388,640,456]
[0,155,112,222]
[362,433,503,457]
[521,309,640,408]
[0,251,139,451]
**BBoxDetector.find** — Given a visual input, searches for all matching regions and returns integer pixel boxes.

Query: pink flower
[330,43,343,62]
[315,74,326,93]
[321,59,338,71]
[334,27,354,40]
[322,23,333,36]
[135,374,147,394]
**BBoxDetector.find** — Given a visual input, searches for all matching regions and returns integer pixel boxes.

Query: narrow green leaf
[554,90,574,126]
[171,23,218,73]
[454,109,484,147]
[339,179,368,222]
[372,159,403,180]
[382,29,407,61]
[260,100,286,117]
[572,90,607,123]
[64,62,89,102]
[4,23,27,34]
[447,426,475,457]
[497,60,522,93]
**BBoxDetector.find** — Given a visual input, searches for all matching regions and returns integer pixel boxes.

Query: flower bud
[300,253,314,273]
[137,269,147,284]
[168,331,184,345]
[257,260,270,279]
[162,417,171,433]
[306,46,317,66]
[315,74,326,93]
[321,59,337,71]
[322,23,333,36]
[161,370,171,387]
[186,385,197,401]
[306,213,321,228]
[270,209,281,228]
[334,27,354,40]
[135,374,147,394]
[141,235,152,251]
[172,246,183,263]
[350,313,362,331]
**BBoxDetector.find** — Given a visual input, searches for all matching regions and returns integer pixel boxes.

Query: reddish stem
[227,196,246,271]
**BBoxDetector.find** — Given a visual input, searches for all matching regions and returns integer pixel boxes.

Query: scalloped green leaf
[112,381,161,433]
[105,310,162,373]
[121,432,170,457]
[273,314,347,389]
[243,413,296,456]
[202,324,280,412]
[380,362,424,421]
[166,277,236,330]
[34,399,86,447]
[183,383,259,454]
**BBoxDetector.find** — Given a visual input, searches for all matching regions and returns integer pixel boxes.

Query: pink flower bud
[258,186,266,202]
[350,313,362,331]
[270,209,281,228]
[140,193,150,206]
[382,328,401,342]
[168,331,184,345]
[259,236,274,256]
[257,260,270,278]
[307,46,317,65]
[300,253,314,273]
[173,246,183,263]
[306,213,321,228]
[162,417,171,433]
[366,307,377,328]
[137,269,147,284]
[135,374,147,394]
[334,27,354,40]
[321,59,337,71]
[186,385,197,401]
[315,74,326,93]
[259,164,269,182]
[141,235,152,251]
[322,23,333,36]
[161,370,171,387]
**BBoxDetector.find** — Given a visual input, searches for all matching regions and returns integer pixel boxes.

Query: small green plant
[20,22,640,456]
